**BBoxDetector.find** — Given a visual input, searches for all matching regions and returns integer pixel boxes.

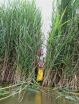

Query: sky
[36,0,53,57]
[0,0,53,57]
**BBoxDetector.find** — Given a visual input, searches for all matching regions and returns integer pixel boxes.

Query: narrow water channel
[0,88,76,104]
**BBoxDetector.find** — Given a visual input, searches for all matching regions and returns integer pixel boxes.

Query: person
[34,48,44,85]
[36,60,44,85]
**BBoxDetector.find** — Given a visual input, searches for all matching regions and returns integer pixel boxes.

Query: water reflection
[35,91,42,104]
[0,89,76,104]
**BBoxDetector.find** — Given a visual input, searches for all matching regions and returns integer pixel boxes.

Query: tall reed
[0,0,42,82]
[45,0,79,87]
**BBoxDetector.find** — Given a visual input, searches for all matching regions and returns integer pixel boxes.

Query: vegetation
[0,0,79,104]
[45,0,79,88]
[0,0,42,83]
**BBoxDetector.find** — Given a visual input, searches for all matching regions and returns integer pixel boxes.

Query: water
[0,89,76,104]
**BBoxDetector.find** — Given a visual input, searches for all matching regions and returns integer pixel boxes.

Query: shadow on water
[0,88,76,104]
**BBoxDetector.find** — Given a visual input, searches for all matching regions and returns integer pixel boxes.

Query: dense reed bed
[45,0,79,88]
[0,0,79,103]
[0,0,42,83]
